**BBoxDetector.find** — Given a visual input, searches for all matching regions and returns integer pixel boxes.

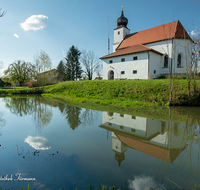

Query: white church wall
[149,122,187,149]
[102,112,147,137]
[173,39,192,74]
[103,52,149,80]
[149,51,162,79]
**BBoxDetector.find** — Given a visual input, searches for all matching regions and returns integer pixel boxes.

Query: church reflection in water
[99,112,188,171]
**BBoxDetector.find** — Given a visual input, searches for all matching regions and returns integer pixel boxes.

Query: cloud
[191,30,197,36]
[20,15,48,31]
[14,34,19,38]
[128,175,164,190]
[24,136,51,150]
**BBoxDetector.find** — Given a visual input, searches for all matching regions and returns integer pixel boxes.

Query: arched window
[164,54,168,67]
[177,54,182,67]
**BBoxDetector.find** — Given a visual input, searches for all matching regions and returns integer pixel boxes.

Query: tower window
[133,56,138,60]
[121,71,125,74]
[164,54,168,67]
[118,31,120,35]
[109,60,113,64]
[154,70,156,74]
[121,58,125,62]
[133,70,137,74]
[177,54,182,67]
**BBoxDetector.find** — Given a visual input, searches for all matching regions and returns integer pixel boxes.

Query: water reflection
[24,136,51,150]
[100,111,192,171]
[2,96,99,132]
[0,111,6,138]
[63,105,82,130]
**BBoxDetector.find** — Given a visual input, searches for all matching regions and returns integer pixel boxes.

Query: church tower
[113,5,130,52]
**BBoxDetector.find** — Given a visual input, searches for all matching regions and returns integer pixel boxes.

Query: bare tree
[0,8,6,17]
[81,50,100,80]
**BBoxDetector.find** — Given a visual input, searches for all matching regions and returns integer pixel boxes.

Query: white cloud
[24,136,51,150]
[20,15,48,31]
[128,175,164,190]
[14,34,19,38]
[191,30,197,36]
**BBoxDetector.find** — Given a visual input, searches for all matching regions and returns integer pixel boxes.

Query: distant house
[37,69,65,85]
[100,7,192,80]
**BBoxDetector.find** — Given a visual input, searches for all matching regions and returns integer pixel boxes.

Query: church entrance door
[108,70,114,80]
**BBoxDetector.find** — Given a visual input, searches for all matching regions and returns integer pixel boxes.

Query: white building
[99,112,187,170]
[100,7,193,80]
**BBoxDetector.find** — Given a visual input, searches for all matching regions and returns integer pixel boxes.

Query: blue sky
[0,0,200,76]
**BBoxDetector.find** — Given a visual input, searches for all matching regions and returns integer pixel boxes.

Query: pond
[0,96,200,189]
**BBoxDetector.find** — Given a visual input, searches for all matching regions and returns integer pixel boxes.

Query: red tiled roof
[116,132,186,163]
[100,20,192,59]
[118,20,191,50]
[100,44,162,59]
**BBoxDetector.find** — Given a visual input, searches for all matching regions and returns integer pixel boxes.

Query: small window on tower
[133,56,138,60]
[121,58,125,62]
[118,31,120,35]
[109,60,113,64]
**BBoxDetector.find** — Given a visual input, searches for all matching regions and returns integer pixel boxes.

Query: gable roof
[101,20,192,59]
[118,20,191,50]
[100,44,163,59]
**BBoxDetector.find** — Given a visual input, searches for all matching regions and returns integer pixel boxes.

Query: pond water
[0,96,200,190]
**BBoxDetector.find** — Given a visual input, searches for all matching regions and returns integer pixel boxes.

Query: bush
[27,81,37,88]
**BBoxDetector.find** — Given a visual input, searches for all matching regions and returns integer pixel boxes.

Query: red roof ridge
[117,20,191,50]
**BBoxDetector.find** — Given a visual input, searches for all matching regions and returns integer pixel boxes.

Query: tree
[3,60,36,86]
[0,8,6,17]
[81,50,100,80]
[57,60,65,73]
[65,45,82,81]
[39,50,52,73]
[39,50,52,86]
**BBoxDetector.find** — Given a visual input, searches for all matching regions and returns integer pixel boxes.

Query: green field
[1,79,199,107]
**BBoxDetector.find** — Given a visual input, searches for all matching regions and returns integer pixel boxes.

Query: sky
[0,0,200,77]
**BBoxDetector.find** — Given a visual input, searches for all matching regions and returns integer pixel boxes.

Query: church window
[120,126,124,129]
[121,71,125,74]
[132,116,136,119]
[177,54,182,67]
[109,60,113,64]
[121,58,125,62]
[154,70,156,74]
[164,54,168,67]
[133,56,138,60]
[120,114,124,117]
[131,128,135,132]
[133,70,137,74]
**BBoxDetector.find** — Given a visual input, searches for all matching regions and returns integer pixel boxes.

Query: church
[100,7,193,80]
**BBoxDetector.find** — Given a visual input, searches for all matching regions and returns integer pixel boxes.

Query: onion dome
[116,5,128,28]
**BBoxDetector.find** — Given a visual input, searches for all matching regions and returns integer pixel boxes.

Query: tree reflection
[63,105,82,130]
[2,96,53,132]
[3,97,35,116]
[0,111,6,138]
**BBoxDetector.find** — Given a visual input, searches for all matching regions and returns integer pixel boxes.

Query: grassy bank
[1,79,200,107]
[42,79,200,107]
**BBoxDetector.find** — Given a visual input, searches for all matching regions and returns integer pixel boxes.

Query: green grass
[1,79,200,107]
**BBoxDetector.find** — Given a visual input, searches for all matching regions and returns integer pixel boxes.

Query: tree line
[1,46,101,86]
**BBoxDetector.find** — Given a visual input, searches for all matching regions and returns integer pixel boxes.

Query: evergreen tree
[57,60,65,73]
[65,45,82,80]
